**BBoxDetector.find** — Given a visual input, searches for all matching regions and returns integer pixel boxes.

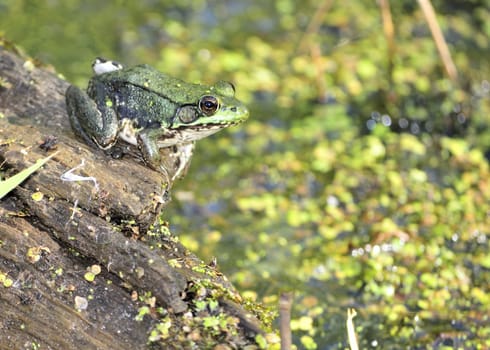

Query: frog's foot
[91,57,124,75]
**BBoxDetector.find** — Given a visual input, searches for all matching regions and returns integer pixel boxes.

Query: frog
[65,58,249,181]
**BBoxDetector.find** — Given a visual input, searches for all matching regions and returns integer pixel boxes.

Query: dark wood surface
[0,46,263,349]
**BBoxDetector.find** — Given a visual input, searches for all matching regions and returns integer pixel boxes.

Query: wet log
[0,45,263,349]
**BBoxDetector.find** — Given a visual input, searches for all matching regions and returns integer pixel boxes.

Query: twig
[309,43,329,103]
[279,292,293,350]
[295,0,333,103]
[296,0,333,54]
[417,0,459,82]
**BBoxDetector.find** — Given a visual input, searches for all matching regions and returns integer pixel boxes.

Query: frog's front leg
[138,128,195,180]
[137,129,164,171]
[66,85,118,149]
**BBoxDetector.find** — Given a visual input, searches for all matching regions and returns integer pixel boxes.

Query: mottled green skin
[65,64,248,174]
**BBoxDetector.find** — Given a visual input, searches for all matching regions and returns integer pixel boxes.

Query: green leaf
[0,152,57,199]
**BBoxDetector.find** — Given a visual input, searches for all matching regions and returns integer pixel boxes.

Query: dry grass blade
[379,0,396,81]
[417,0,459,82]
[347,308,359,350]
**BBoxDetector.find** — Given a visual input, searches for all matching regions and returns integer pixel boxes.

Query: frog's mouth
[156,122,238,147]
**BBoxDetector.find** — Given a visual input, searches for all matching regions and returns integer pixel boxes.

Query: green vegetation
[1,1,489,348]
[0,153,57,199]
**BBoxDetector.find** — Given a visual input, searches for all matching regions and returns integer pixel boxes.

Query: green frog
[65,58,249,180]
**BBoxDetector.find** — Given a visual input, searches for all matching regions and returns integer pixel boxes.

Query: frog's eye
[199,96,219,116]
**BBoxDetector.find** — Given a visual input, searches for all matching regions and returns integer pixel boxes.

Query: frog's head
[170,81,249,141]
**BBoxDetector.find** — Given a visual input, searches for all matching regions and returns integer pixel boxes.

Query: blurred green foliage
[1,0,489,348]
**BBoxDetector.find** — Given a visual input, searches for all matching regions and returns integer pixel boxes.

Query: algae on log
[0,47,264,349]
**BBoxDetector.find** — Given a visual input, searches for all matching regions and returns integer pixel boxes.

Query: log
[0,45,263,349]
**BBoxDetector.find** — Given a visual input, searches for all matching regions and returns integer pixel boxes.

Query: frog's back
[103,64,209,103]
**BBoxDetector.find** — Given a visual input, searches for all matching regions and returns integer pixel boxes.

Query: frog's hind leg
[66,86,98,148]
[65,85,118,149]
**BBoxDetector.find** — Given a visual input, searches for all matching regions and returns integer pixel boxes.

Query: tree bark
[0,46,263,349]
